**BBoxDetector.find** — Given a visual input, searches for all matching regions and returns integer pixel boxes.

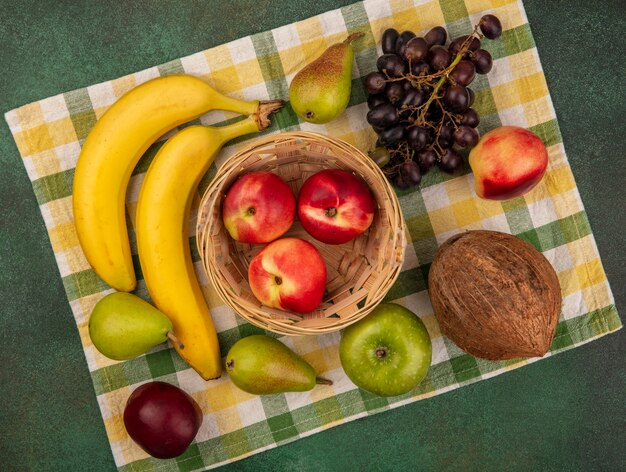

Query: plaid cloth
[5,0,621,470]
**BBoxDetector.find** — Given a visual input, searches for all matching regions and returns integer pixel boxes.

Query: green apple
[339,303,432,396]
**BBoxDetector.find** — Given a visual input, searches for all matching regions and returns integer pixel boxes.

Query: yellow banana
[135,117,271,380]
[73,74,279,292]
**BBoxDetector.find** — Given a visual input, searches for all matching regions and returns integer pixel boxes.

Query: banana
[135,116,276,380]
[73,74,278,292]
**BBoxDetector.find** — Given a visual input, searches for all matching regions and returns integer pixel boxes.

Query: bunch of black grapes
[365,15,502,189]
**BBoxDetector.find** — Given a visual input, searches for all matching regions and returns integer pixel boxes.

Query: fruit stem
[167,331,184,350]
[344,32,365,44]
[417,51,464,124]
[254,100,285,130]
[316,377,333,385]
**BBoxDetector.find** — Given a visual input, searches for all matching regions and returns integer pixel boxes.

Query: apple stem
[167,331,184,350]
[375,348,388,359]
[315,376,333,386]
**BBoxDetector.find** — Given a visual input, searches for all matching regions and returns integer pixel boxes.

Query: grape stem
[417,51,463,125]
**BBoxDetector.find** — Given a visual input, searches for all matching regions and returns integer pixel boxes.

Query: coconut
[428,230,561,360]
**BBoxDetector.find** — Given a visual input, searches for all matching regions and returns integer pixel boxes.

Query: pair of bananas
[73,74,283,379]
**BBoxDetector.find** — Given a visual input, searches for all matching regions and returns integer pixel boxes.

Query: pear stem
[167,331,184,350]
[344,32,365,44]
[316,376,333,386]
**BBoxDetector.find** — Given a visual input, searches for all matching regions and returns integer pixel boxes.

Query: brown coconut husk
[428,230,562,360]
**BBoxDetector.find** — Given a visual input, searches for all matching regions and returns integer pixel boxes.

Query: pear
[225,335,332,394]
[89,292,182,360]
[289,32,365,124]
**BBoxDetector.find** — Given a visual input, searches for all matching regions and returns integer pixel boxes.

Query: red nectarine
[222,171,295,244]
[469,126,548,200]
[248,238,326,313]
[298,169,376,245]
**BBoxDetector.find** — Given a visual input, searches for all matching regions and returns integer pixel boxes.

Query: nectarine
[248,238,326,313]
[469,126,548,200]
[298,169,376,245]
[222,171,295,244]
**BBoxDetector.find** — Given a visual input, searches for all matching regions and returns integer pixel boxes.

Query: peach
[222,171,295,244]
[248,238,326,313]
[469,126,548,201]
[298,169,376,245]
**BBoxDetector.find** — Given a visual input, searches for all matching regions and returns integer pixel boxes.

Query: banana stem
[167,331,184,350]
[316,376,333,386]
[254,100,285,129]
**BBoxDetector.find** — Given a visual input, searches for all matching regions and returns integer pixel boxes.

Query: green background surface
[0,0,624,470]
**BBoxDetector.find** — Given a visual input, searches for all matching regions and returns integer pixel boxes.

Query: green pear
[225,335,332,394]
[289,32,364,124]
[89,292,180,360]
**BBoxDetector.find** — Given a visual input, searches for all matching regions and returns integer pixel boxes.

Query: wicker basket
[197,132,406,336]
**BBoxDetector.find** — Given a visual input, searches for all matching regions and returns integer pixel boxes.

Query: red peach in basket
[222,171,295,244]
[248,238,327,313]
[469,126,549,201]
[297,169,376,245]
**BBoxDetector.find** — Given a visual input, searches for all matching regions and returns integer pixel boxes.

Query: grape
[399,88,425,109]
[367,94,387,110]
[480,14,502,40]
[379,125,406,146]
[424,26,447,46]
[368,147,391,167]
[411,61,430,76]
[449,60,476,86]
[427,101,443,121]
[438,149,464,174]
[402,80,414,91]
[400,161,422,186]
[471,49,493,74]
[453,125,479,148]
[448,35,481,57]
[421,84,434,95]
[407,126,431,151]
[396,31,417,56]
[427,46,451,71]
[443,84,470,113]
[382,28,400,54]
[468,87,476,107]
[403,37,429,62]
[377,54,407,77]
[385,82,405,104]
[438,123,454,148]
[394,172,412,189]
[365,72,387,94]
[372,124,386,134]
[367,103,398,127]
[398,90,423,119]
[460,108,480,127]
[416,149,437,173]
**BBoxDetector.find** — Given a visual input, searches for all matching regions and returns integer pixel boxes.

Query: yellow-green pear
[289,32,364,124]
[89,292,181,360]
[225,335,332,394]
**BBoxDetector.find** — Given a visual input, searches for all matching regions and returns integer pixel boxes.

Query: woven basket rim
[197,131,406,336]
